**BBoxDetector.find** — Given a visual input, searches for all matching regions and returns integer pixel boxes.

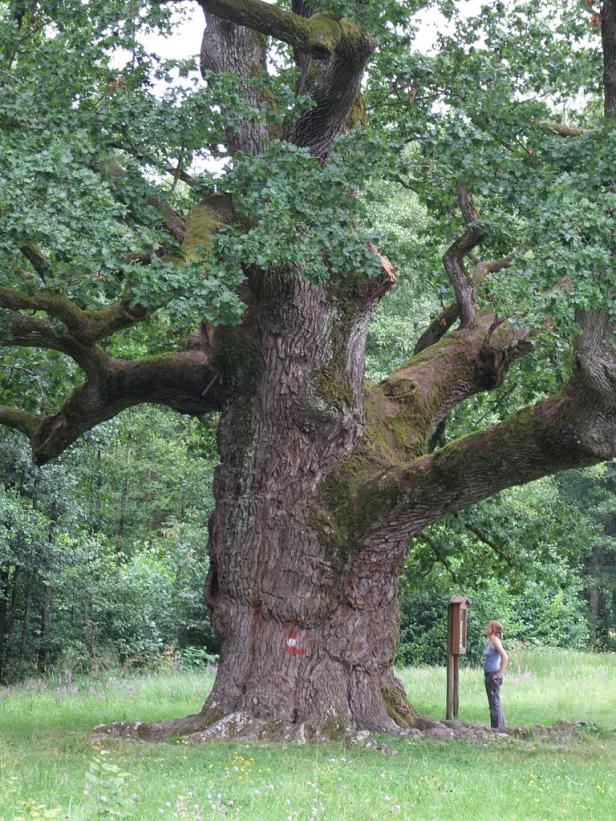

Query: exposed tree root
[90,710,595,746]
[92,711,368,744]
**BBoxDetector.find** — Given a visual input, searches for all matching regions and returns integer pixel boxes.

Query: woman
[483,620,508,729]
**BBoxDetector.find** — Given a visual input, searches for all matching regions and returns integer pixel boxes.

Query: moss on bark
[182,203,224,262]
[182,194,235,261]
[313,365,355,410]
[382,687,414,728]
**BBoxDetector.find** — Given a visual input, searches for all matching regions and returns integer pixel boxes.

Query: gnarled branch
[0,405,38,438]
[200,0,367,60]
[313,311,533,553]
[0,286,149,343]
[357,388,613,548]
[441,184,483,328]
[341,391,613,608]
[365,311,531,463]
[1,279,225,464]
[34,352,221,463]
[414,250,520,355]
[8,350,223,465]
[412,302,460,356]
[3,311,111,378]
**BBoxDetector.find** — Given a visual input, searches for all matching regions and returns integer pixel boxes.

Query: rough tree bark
[603,0,616,118]
[1,0,616,740]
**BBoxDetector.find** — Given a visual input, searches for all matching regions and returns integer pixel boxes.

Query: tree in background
[556,463,616,649]
[0,409,217,680]
[1,0,615,738]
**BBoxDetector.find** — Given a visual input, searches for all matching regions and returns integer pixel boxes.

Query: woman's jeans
[484,672,505,728]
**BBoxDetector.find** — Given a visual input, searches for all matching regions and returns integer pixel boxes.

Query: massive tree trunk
[196,287,534,738]
[200,271,411,738]
[177,2,407,738]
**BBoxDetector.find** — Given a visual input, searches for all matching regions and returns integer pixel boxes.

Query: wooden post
[446,595,469,720]
[453,655,460,718]
[446,652,455,720]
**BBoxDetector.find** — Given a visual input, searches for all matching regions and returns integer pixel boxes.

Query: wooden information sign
[446,595,469,720]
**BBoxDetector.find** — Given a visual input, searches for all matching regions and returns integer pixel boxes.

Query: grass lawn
[0,648,615,820]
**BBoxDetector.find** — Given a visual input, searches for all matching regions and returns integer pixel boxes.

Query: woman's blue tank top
[483,644,500,673]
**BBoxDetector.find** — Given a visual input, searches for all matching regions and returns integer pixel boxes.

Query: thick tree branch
[20,245,51,281]
[363,311,531,464]
[0,405,38,438]
[413,303,460,355]
[3,311,111,378]
[534,119,587,137]
[335,310,616,610]
[316,311,616,614]
[1,282,225,464]
[0,286,149,343]
[287,27,375,159]
[357,390,612,545]
[150,197,186,243]
[291,0,315,93]
[0,198,237,465]
[313,311,532,558]
[573,308,616,412]
[340,381,615,608]
[200,0,367,60]
[8,350,223,465]
[199,0,375,159]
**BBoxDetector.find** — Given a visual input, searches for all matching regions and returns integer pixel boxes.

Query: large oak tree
[1,0,615,738]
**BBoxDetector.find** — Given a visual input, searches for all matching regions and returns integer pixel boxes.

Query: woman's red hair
[486,620,503,638]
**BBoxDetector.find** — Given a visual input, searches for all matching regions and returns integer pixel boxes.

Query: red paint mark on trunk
[286,629,305,656]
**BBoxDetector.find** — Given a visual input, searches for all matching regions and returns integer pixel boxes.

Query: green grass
[0,648,615,820]
[400,646,616,729]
